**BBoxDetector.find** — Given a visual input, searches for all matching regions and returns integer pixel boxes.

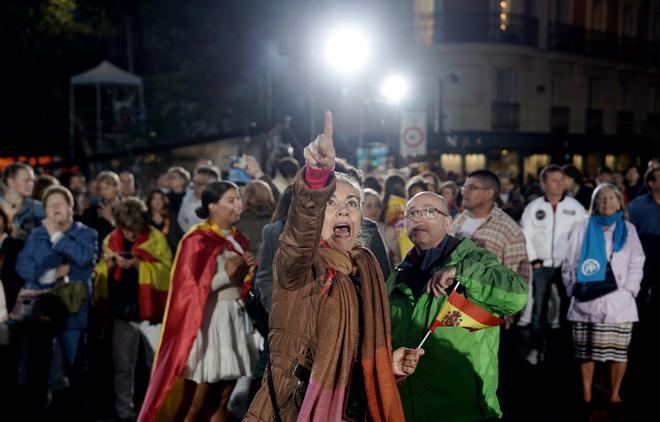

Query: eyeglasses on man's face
[460,184,490,192]
[404,207,448,220]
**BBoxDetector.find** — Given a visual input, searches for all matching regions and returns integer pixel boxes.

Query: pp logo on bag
[581,259,600,276]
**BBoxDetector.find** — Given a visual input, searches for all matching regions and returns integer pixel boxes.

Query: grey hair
[335,172,364,207]
[333,171,366,248]
[588,183,629,220]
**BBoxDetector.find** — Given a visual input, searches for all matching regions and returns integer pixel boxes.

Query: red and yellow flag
[429,289,504,332]
[138,220,250,422]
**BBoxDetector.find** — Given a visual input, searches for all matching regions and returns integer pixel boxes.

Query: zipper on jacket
[550,204,556,267]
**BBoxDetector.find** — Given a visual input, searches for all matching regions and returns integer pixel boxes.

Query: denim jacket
[10,197,45,240]
[16,222,98,330]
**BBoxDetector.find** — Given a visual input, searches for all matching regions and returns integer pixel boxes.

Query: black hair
[405,176,429,199]
[379,174,406,223]
[363,176,382,194]
[147,189,170,218]
[195,181,239,219]
[467,170,501,196]
[623,164,639,175]
[195,166,220,180]
[644,165,660,189]
[561,164,583,185]
[278,157,300,179]
[540,164,563,182]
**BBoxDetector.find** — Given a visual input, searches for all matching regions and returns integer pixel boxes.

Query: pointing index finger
[323,110,333,140]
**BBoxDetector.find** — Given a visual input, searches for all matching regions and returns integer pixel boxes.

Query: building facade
[408,0,660,179]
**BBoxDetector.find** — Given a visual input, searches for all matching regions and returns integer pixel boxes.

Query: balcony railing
[492,102,520,131]
[420,12,538,47]
[549,23,660,66]
[550,106,570,133]
[617,111,634,135]
[585,108,603,134]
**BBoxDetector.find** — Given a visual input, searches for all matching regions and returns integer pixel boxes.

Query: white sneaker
[526,349,539,366]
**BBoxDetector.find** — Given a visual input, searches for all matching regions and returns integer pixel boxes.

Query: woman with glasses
[245,112,424,421]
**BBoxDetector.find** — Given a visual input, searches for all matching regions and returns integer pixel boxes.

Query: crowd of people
[0,115,659,421]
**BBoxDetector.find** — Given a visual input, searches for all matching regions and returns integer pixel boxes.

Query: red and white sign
[400,111,427,157]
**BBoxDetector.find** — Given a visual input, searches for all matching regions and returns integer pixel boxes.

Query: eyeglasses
[404,207,448,220]
[460,184,490,192]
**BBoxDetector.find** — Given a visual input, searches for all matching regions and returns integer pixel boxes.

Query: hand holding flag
[392,347,426,380]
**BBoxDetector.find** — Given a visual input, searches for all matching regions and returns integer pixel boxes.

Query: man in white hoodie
[521,164,585,365]
[177,166,220,232]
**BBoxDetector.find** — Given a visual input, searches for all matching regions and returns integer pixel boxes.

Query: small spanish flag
[430,287,504,332]
[417,282,504,348]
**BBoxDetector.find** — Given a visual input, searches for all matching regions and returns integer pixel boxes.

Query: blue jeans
[530,267,562,351]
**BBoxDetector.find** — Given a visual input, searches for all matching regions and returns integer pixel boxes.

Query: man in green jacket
[388,192,528,421]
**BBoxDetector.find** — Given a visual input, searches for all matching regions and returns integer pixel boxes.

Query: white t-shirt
[457,216,486,239]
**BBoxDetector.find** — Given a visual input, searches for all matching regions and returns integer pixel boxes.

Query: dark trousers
[18,322,87,420]
[530,267,566,351]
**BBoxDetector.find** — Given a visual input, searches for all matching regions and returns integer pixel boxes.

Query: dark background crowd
[0,153,659,421]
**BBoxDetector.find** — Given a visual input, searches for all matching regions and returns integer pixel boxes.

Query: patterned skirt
[572,322,633,362]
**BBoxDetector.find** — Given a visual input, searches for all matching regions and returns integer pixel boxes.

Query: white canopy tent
[69,60,145,156]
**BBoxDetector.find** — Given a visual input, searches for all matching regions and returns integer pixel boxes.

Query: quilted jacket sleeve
[274,170,336,291]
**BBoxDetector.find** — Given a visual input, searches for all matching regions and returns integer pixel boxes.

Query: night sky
[1,0,405,159]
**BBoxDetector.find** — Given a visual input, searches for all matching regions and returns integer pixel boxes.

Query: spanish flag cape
[93,226,173,322]
[138,219,249,422]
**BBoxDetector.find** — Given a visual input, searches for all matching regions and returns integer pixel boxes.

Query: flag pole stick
[417,330,432,350]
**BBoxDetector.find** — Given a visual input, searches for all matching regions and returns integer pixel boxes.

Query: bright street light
[324,28,369,74]
[380,75,409,104]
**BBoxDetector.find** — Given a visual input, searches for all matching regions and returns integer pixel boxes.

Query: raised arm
[274,111,336,291]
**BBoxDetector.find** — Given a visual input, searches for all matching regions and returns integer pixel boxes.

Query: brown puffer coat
[245,172,403,422]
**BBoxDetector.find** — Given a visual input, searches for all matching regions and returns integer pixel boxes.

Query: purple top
[562,219,645,323]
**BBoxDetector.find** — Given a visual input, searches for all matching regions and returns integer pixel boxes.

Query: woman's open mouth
[333,224,352,239]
